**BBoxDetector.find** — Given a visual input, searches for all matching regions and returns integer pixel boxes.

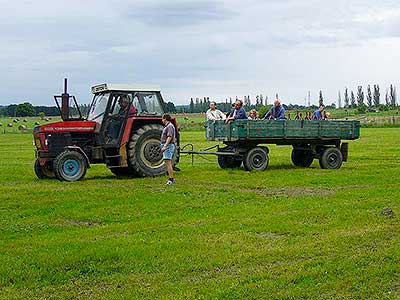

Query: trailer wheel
[128,124,172,177]
[243,147,269,171]
[291,149,314,167]
[34,159,55,179]
[217,155,242,169]
[319,147,343,169]
[53,150,87,181]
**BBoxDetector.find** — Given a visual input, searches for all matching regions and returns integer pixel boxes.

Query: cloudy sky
[1,0,400,106]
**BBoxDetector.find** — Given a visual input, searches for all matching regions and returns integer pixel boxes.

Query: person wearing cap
[263,100,286,120]
[206,101,226,121]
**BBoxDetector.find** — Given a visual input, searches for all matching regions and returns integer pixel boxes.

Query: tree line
[0,103,90,117]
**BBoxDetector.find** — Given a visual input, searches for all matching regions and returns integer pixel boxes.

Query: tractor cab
[87,84,165,146]
[34,80,179,182]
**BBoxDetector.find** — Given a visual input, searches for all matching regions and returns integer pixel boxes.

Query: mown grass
[0,128,399,299]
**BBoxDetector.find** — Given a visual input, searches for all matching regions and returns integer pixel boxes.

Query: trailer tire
[128,124,173,177]
[34,159,55,179]
[319,147,343,169]
[53,150,87,181]
[291,149,314,167]
[217,155,242,169]
[243,147,269,171]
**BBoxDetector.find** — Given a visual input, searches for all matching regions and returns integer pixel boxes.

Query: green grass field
[0,128,399,299]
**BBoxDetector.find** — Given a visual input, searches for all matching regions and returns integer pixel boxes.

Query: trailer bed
[206,119,360,143]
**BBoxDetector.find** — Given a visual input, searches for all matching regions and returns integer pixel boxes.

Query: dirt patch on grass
[239,185,373,198]
[65,220,104,227]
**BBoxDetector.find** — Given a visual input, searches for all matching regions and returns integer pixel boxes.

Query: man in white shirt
[206,101,226,121]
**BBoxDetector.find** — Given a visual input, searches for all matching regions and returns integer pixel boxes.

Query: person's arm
[278,108,285,120]
[218,110,226,120]
[161,136,173,152]
[206,110,215,121]
[263,109,272,120]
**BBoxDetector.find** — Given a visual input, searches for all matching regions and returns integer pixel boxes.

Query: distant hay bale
[45,117,49,121]
[23,118,28,122]
[18,125,27,131]
[7,123,13,127]
[48,117,52,120]
[13,119,18,123]
[16,118,20,121]
[0,123,2,127]
[35,121,40,125]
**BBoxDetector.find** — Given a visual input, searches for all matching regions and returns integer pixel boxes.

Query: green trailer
[182,119,360,171]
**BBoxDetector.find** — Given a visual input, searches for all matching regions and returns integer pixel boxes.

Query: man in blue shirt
[263,100,285,120]
[226,100,247,122]
[312,105,324,120]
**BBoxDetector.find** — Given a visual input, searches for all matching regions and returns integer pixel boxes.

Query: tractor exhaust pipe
[61,78,70,120]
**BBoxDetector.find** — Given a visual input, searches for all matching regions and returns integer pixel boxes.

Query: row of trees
[318,84,397,109]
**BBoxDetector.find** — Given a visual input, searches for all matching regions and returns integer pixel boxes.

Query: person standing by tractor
[161,114,176,185]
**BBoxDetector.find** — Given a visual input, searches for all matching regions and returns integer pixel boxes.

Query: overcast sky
[1,0,400,106]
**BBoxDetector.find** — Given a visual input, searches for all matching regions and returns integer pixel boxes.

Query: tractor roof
[91,83,161,94]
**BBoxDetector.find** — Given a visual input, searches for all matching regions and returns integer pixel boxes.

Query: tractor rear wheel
[34,159,55,179]
[319,147,343,169]
[128,124,172,177]
[243,147,269,171]
[291,149,314,167]
[53,150,87,181]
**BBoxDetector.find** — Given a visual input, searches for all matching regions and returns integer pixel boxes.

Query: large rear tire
[53,150,87,181]
[34,159,55,179]
[127,124,172,177]
[243,147,269,171]
[291,149,314,167]
[319,147,343,169]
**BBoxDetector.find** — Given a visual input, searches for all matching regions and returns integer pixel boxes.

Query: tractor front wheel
[34,159,55,179]
[53,150,87,181]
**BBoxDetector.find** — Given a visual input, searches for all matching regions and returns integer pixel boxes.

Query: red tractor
[33,79,179,181]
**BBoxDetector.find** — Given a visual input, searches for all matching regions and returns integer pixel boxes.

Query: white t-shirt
[206,109,226,121]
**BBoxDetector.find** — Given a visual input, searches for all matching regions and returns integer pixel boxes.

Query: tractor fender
[64,146,91,168]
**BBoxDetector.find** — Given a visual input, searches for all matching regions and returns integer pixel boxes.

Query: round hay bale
[35,121,40,125]
[48,117,52,120]
[16,118,20,121]
[45,117,49,121]
[13,119,18,123]
[0,123,2,127]
[7,123,13,127]
[18,125,27,131]
[23,118,28,122]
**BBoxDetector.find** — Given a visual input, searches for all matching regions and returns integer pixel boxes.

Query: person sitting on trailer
[312,105,324,120]
[225,100,247,122]
[248,109,258,120]
[206,101,226,121]
[323,111,331,120]
[263,100,285,120]
[294,111,303,120]
[304,111,312,120]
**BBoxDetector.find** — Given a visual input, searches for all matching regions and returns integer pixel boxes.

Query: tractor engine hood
[34,120,97,134]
